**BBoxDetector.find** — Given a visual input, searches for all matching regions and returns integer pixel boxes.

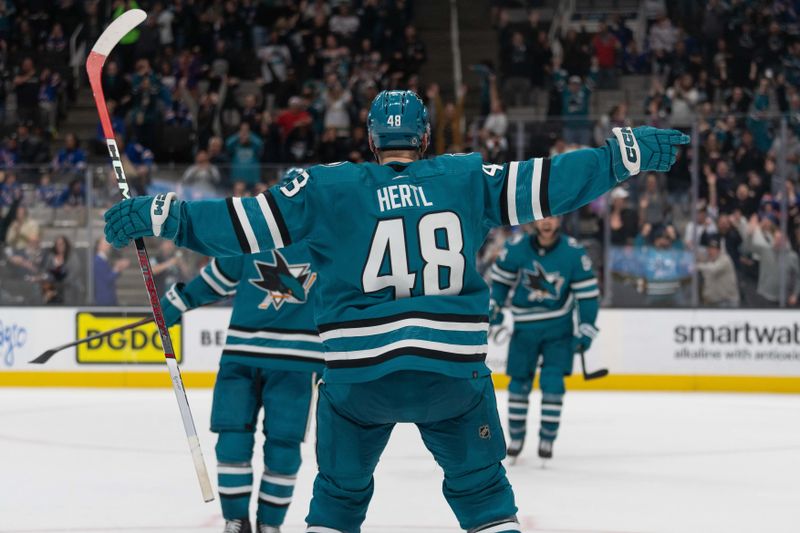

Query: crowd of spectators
[0,0,430,305]
[484,1,800,307]
[2,0,800,308]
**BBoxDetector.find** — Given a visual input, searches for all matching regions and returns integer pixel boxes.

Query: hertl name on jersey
[377,184,434,212]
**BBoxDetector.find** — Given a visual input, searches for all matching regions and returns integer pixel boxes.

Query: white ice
[1,388,798,533]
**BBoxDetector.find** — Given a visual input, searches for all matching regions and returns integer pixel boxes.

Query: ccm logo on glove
[612,127,641,176]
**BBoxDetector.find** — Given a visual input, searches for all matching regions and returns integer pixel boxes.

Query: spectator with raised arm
[182,149,222,196]
[591,21,620,89]
[697,237,740,307]
[742,214,800,306]
[226,122,264,187]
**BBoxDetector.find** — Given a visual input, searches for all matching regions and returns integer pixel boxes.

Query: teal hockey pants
[506,320,573,444]
[305,371,520,533]
[211,363,317,526]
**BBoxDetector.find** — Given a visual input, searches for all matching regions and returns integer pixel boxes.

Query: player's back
[303,154,493,383]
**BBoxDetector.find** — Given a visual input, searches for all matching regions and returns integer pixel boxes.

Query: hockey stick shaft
[29,316,153,364]
[86,10,213,502]
[579,348,609,380]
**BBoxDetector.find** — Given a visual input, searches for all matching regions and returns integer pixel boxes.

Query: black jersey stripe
[326,347,486,369]
[318,311,489,333]
[540,157,552,218]
[499,164,510,225]
[263,191,291,247]
[226,197,251,253]
[222,350,325,364]
[258,497,291,508]
[219,493,250,500]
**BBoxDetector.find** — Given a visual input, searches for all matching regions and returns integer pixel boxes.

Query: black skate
[506,438,524,464]
[223,519,252,533]
[256,523,281,533]
[538,439,553,460]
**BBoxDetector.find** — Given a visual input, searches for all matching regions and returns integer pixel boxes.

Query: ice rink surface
[1,388,798,533]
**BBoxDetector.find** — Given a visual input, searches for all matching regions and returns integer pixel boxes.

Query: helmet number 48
[387,114,402,127]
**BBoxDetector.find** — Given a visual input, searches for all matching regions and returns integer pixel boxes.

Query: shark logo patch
[522,262,564,302]
[249,251,317,310]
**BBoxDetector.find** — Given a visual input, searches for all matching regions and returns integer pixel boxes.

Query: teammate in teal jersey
[489,217,599,461]
[104,90,688,533]
[159,172,323,533]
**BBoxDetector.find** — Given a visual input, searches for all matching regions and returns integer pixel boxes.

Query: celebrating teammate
[104,90,688,532]
[158,171,323,533]
[489,217,600,461]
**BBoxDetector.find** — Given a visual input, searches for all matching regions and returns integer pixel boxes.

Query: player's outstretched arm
[487,126,690,226]
[160,257,243,327]
[104,172,312,255]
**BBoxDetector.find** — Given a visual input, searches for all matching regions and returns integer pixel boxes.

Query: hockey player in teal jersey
[104,90,688,532]
[489,217,599,461]
[158,172,323,533]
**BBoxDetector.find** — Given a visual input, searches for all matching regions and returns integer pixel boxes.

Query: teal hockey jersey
[168,147,626,383]
[162,246,324,373]
[490,232,599,328]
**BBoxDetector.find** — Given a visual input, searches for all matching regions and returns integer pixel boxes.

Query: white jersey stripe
[575,289,600,299]
[218,485,252,495]
[531,157,544,220]
[262,472,297,486]
[224,344,325,359]
[507,162,519,225]
[228,329,321,344]
[490,274,515,286]
[571,278,598,290]
[306,527,344,533]
[210,259,238,288]
[256,193,285,249]
[201,268,233,296]
[258,492,293,505]
[325,340,488,362]
[232,197,260,253]
[319,318,487,342]
[491,264,517,280]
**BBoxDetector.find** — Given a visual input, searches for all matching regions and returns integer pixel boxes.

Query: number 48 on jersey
[361,211,465,298]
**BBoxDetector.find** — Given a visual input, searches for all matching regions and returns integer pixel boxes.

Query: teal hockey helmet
[367,90,430,151]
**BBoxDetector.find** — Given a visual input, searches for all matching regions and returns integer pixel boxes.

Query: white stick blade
[91,9,147,56]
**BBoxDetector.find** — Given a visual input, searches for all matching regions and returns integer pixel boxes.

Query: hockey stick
[29,316,153,364]
[578,348,609,380]
[87,9,214,502]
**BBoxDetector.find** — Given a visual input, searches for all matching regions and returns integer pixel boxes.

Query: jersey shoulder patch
[566,236,581,249]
